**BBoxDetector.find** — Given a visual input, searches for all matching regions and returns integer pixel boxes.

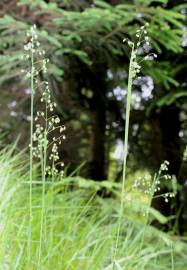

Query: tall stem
[113,44,134,265]
[28,36,34,265]
[38,97,48,265]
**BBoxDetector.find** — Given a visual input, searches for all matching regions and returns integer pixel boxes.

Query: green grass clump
[0,146,187,270]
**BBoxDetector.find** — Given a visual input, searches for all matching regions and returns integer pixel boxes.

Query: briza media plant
[113,23,158,267]
[22,24,65,267]
[133,160,176,203]
[131,160,176,256]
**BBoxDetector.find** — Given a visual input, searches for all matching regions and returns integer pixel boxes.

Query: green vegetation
[0,145,187,270]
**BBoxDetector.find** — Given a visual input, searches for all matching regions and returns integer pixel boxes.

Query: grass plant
[113,24,158,266]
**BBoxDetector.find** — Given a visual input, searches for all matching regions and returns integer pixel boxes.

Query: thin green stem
[38,97,48,266]
[113,44,134,266]
[28,36,34,266]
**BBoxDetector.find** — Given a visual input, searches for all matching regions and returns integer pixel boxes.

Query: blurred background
[0,0,186,233]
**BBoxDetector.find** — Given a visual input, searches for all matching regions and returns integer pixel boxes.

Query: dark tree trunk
[151,105,182,230]
[159,105,181,174]
[87,70,107,181]
[89,105,106,180]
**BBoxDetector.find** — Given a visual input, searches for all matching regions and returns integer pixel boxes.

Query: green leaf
[157,91,187,107]
[94,0,111,9]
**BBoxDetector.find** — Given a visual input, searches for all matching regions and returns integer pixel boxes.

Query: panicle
[24,25,66,177]
[133,160,176,205]
[123,22,158,79]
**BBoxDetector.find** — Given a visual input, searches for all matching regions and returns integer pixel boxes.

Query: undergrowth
[0,145,187,270]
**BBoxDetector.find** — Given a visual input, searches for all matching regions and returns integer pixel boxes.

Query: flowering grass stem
[38,101,48,266]
[113,43,134,267]
[112,23,157,268]
[28,31,34,266]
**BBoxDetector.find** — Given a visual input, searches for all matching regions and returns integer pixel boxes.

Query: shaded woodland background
[0,0,187,232]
